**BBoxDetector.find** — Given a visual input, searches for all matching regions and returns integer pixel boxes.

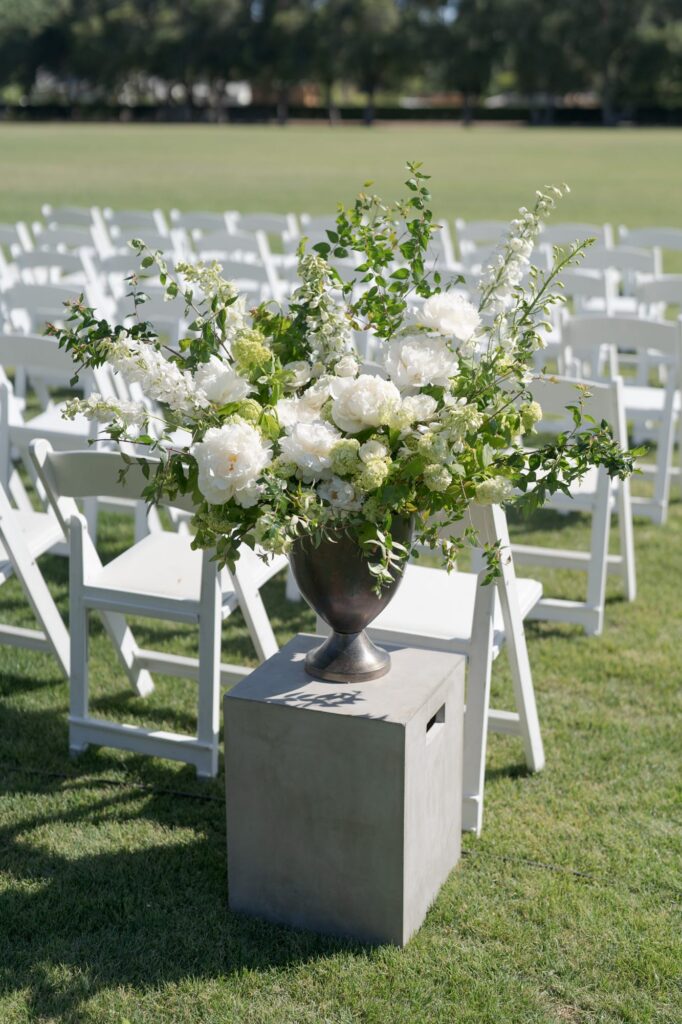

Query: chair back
[30,443,194,535]
[540,223,613,247]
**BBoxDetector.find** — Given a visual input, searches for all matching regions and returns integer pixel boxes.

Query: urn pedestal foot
[305,629,390,682]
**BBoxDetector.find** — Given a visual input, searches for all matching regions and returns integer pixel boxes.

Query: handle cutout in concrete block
[426,703,445,736]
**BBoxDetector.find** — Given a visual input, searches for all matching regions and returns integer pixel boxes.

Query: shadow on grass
[0,754,361,1023]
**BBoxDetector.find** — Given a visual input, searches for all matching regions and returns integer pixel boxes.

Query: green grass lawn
[0,125,681,1023]
[1,124,682,227]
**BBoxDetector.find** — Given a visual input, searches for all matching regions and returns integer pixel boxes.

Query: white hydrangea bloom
[279,420,341,480]
[317,475,363,510]
[330,375,402,434]
[385,335,458,390]
[192,421,272,507]
[194,356,252,406]
[475,477,514,505]
[420,293,481,342]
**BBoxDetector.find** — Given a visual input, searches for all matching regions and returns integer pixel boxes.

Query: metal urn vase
[289,518,412,683]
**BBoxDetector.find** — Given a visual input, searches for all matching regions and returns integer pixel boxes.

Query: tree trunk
[363,85,376,127]
[325,81,339,126]
[276,87,289,126]
[462,93,476,126]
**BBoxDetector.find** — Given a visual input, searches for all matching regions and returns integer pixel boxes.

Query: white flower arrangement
[53,165,636,588]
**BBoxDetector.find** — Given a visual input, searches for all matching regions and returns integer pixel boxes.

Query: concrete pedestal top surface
[224,633,465,946]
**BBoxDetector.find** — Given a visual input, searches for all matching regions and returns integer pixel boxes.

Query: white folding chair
[636,276,682,320]
[31,443,286,777]
[0,334,137,538]
[359,504,543,835]
[562,315,682,524]
[619,226,682,270]
[511,375,635,636]
[559,268,620,317]
[454,219,508,263]
[0,222,33,255]
[540,222,613,248]
[232,212,298,239]
[0,477,69,677]
[0,281,97,334]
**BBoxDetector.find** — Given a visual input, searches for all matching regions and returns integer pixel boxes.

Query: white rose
[283,360,312,388]
[194,356,252,406]
[317,475,363,510]
[279,420,341,480]
[359,440,388,463]
[420,292,481,342]
[330,374,401,434]
[192,421,272,507]
[334,353,359,378]
[385,335,458,390]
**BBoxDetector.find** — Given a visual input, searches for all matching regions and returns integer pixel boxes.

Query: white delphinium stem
[62,394,149,435]
[294,253,353,368]
[105,333,209,415]
[478,185,569,315]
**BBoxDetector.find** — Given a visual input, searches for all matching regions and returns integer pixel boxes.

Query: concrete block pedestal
[224,633,465,946]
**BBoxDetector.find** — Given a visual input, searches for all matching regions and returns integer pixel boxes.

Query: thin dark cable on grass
[1,764,677,901]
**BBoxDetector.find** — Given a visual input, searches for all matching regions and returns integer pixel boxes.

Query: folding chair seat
[562,315,682,524]
[0,478,69,676]
[510,375,636,636]
[31,443,286,778]
[361,504,545,836]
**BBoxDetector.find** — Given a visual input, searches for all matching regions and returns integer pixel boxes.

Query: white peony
[275,377,332,429]
[420,292,481,342]
[400,394,438,424]
[330,375,401,434]
[192,421,272,507]
[317,475,363,510]
[385,335,458,390]
[194,356,252,406]
[279,420,341,480]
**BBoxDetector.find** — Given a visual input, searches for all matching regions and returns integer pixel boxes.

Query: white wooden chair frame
[511,375,636,636]
[562,315,682,525]
[0,478,69,676]
[345,504,544,836]
[31,442,284,778]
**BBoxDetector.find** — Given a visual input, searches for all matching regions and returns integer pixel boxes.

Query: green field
[1,124,682,227]
[0,125,681,1024]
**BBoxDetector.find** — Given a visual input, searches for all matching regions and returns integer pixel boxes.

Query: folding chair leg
[232,570,279,662]
[583,473,612,637]
[617,479,636,602]
[69,593,90,756]
[100,611,155,697]
[461,579,495,836]
[196,552,222,779]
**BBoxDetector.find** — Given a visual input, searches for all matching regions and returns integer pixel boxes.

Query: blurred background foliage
[0,1,681,123]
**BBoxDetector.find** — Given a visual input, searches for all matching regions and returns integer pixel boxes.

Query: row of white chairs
[0,326,662,830]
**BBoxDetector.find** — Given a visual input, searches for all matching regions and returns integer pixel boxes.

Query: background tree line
[1,0,681,124]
